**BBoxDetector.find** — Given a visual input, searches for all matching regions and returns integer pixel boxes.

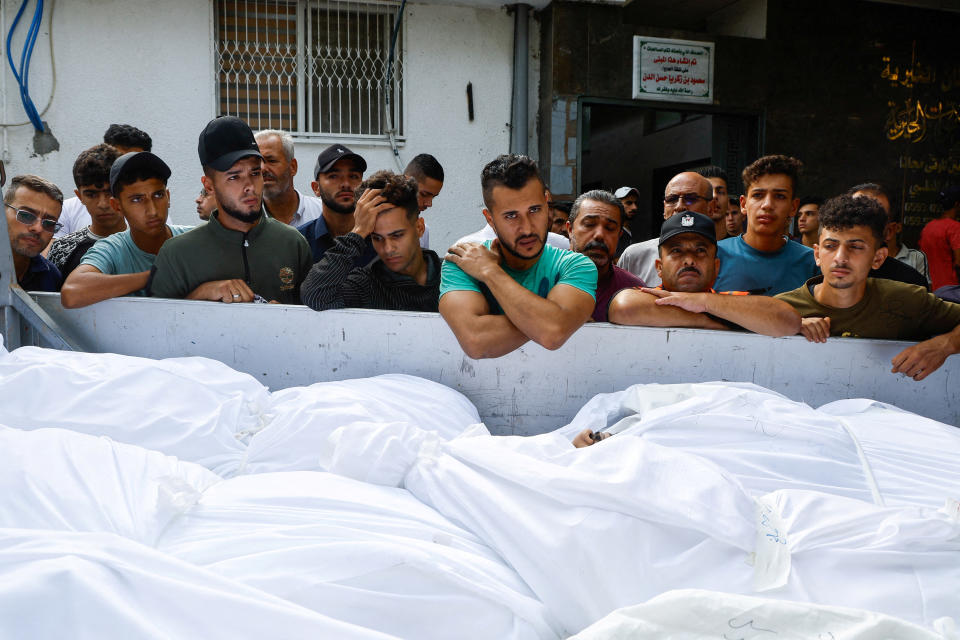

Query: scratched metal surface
[19,293,960,433]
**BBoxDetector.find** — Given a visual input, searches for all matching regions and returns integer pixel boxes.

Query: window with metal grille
[215,0,404,139]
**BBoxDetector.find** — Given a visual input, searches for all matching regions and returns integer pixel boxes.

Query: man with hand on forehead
[777,195,960,381]
[440,154,597,359]
[148,116,312,304]
[608,211,800,335]
[300,170,441,311]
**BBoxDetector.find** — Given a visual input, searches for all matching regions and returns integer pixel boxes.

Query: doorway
[579,99,761,241]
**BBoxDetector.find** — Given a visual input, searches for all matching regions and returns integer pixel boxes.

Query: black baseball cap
[314,144,367,179]
[659,211,716,246]
[198,116,262,171]
[109,152,171,196]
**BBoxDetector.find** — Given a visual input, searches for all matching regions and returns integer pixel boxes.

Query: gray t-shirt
[617,237,660,287]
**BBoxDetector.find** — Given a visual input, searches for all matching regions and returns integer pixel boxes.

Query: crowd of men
[4,116,960,380]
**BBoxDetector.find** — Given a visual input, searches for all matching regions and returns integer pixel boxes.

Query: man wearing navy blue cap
[297,143,376,266]
[608,211,800,335]
[148,116,312,304]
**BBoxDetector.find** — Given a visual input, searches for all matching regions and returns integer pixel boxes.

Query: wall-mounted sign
[632,37,714,104]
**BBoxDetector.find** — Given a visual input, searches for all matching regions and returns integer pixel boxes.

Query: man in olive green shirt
[776,194,960,381]
[148,116,312,304]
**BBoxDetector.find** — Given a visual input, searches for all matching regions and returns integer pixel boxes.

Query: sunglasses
[5,203,63,233]
[664,193,709,206]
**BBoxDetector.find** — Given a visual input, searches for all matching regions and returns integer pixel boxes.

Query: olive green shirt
[776,276,960,340]
[148,210,313,304]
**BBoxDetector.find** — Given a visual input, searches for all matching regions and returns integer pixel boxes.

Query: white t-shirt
[292,190,324,227]
[53,197,89,239]
[420,222,430,249]
[617,237,661,287]
[455,223,570,250]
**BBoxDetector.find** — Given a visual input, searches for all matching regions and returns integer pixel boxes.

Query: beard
[499,231,546,261]
[220,199,263,224]
[319,190,356,215]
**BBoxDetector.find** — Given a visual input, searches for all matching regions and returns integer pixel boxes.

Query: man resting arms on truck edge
[439,154,597,359]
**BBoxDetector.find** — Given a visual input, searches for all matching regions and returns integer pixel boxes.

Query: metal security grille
[215,0,403,137]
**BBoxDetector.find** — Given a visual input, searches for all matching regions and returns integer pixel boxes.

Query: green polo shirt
[148,210,313,304]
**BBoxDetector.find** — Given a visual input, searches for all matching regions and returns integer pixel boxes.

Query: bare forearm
[441,309,529,359]
[61,271,150,308]
[608,291,718,328]
[481,268,589,348]
[702,295,801,337]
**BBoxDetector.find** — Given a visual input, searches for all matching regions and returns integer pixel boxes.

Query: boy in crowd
[48,144,125,279]
[714,155,819,295]
[53,124,152,239]
[440,154,597,359]
[795,196,822,248]
[61,152,191,308]
[300,170,441,311]
[777,195,960,381]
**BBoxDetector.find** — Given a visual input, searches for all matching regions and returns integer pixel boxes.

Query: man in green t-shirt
[440,154,597,359]
[776,194,960,381]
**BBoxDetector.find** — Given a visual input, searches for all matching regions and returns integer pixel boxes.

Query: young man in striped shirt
[300,170,441,312]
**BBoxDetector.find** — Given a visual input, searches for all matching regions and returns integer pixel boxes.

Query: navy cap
[198,116,262,171]
[658,211,716,246]
[314,144,367,179]
[109,152,171,196]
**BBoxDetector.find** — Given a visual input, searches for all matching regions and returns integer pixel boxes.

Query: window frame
[213,0,406,144]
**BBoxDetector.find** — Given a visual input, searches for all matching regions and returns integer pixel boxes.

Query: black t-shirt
[870,256,928,290]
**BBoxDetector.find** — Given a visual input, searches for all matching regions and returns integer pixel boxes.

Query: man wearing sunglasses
[3,174,64,292]
[617,171,714,287]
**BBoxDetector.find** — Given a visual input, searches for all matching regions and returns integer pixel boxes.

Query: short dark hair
[847,182,898,222]
[112,164,170,197]
[72,144,120,189]
[356,170,419,221]
[481,154,543,210]
[798,195,824,208]
[742,155,802,195]
[4,174,64,206]
[549,200,573,215]
[695,165,728,184]
[818,194,886,246]
[404,153,444,182]
[103,124,152,152]
[569,189,624,227]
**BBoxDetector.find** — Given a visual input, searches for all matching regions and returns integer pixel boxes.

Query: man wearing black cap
[148,116,312,304]
[61,152,192,308]
[920,185,960,291]
[296,143,376,266]
[613,186,640,256]
[608,211,800,335]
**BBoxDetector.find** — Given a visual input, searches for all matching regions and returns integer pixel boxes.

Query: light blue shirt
[80,225,193,295]
[714,235,819,296]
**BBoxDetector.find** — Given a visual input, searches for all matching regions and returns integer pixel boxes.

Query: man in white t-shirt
[618,172,714,286]
[255,129,323,227]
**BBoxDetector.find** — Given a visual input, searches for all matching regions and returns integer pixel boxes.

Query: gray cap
[614,186,639,199]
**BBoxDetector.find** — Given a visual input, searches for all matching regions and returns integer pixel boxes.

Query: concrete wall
[0,0,534,252]
[16,294,960,433]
